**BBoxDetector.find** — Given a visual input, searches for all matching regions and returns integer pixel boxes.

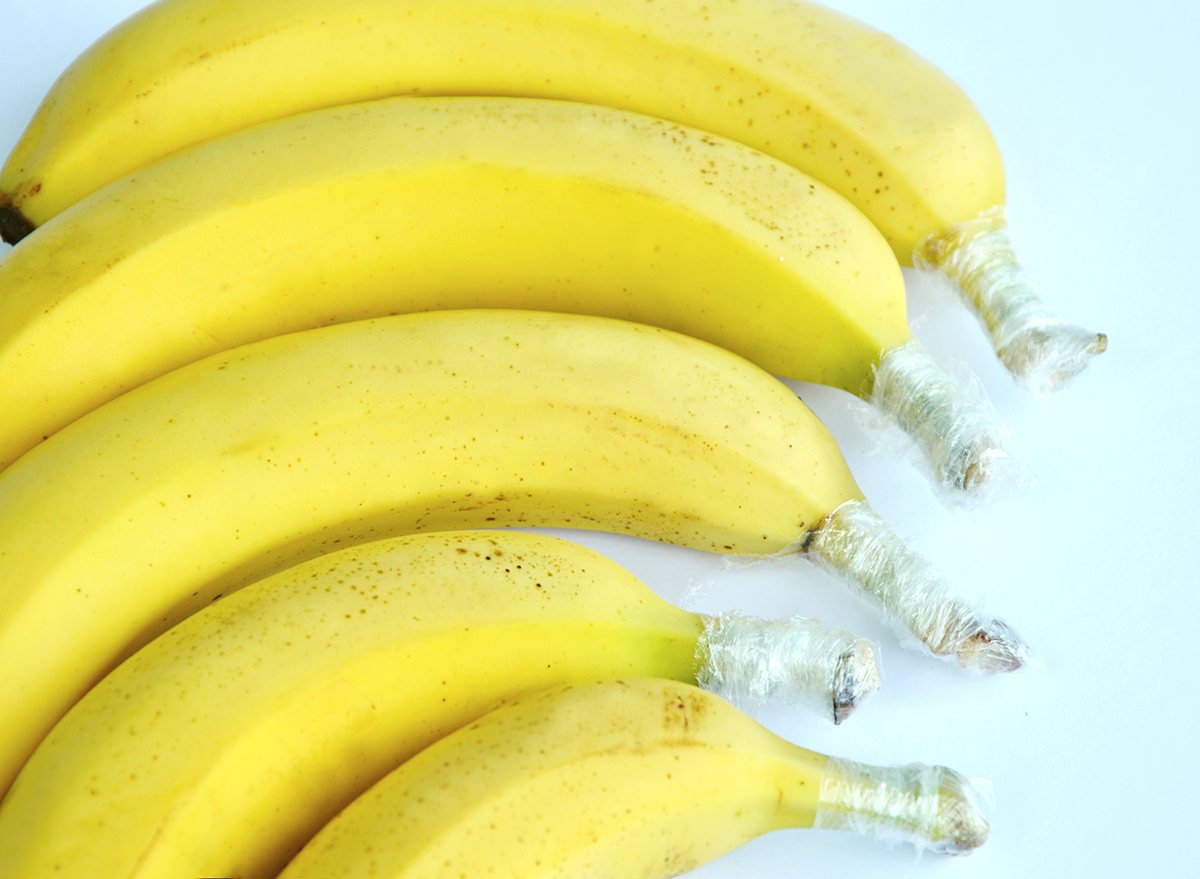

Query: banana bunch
[0,0,1104,395]
[0,531,886,878]
[0,308,1025,801]
[0,0,1086,872]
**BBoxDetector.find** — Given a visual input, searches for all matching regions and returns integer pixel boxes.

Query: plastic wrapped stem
[695,611,881,724]
[914,205,1107,397]
[815,757,990,855]
[800,500,1028,674]
[869,338,1014,505]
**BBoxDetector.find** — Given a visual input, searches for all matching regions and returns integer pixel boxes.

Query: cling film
[915,205,1107,396]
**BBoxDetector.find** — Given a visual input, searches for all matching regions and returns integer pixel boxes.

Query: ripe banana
[0,0,1104,390]
[0,93,1006,498]
[275,678,988,878]
[0,530,881,879]
[0,309,1026,800]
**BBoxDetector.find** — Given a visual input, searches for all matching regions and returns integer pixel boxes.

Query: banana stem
[870,338,1015,504]
[815,757,990,855]
[800,500,1028,674]
[695,612,881,724]
[914,204,1107,397]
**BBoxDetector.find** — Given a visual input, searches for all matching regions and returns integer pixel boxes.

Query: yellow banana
[0,310,1026,800]
[0,94,1006,498]
[0,0,1104,390]
[0,530,881,879]
[277,678,989,878]
[0,0,1002,242]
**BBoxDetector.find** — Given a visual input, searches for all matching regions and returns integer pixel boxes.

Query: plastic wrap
[870,338,1017,506]
[800,499,1028,674]
[695,611,881,724]
[914,204,1107,397]
[814,757,991,855]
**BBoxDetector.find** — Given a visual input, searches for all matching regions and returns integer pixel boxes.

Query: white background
[3,1,1198,876]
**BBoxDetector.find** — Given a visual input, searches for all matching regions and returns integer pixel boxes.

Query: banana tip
[0,204,34,245]
[933,767,991,854]
[950,441,1024,509]
[1001,323,1108,396]
[831,641,882,725]
[960,444,1007,495]
[958,618,1029,674]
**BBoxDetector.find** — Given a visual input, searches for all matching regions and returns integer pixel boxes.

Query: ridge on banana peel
[0,530,882,879]
[0,94,1010,501]
[276,679,989,879]
[0,0,1105,392]
[0,310,1029,801]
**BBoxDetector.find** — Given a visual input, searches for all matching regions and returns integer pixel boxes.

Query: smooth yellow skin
[0,532,707,879]
[0,309,862,800]
[0,94,907,470]
[0,0,1004,260]
[279,678,828,879]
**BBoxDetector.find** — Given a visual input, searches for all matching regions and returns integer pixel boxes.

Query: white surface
[3,1,1198,875]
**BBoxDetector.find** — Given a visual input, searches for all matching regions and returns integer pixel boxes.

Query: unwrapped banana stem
[915,204,1107,397]
[816,757,991,855]
[696,611,881,724]
[799,500,1028,674]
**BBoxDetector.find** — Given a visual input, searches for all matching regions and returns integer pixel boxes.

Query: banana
[0,94,1007,498]
[275,678,988,879]
[0,0,1104,390]
[2,0,999,251]
[0,310,1026,800]
[0,530,881,879]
